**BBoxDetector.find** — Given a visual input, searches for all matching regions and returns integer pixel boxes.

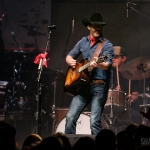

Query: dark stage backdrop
[1,1,150,111]
[51,2,150,106]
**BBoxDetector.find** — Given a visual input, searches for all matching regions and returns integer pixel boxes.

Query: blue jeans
[65,82,109,135]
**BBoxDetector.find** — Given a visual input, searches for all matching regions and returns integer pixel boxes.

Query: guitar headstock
[97,55,108,63]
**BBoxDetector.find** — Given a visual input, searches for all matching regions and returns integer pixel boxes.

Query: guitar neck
[78,62,90,72]
[78,55,107,73]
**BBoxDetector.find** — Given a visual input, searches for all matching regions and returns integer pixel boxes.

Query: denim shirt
[68,36,114,81]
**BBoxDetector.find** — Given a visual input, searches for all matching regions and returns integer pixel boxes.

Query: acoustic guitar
[64,55,108,96]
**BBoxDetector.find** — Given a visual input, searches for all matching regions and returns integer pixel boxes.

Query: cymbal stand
[12,60,17,97]
[105,68,118,133]
[50,74,58,133]
[34,27,52,136]
[12,59,21,97]
[125,96,132,123]
[139,64,148,125]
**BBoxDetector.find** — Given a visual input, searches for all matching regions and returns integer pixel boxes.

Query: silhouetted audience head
[95,129,116,150]
[21,134,42,150]
[134,124,150,148]
[39,135,63,150]
[52,132,72,150]
[136,145,150,150]
[30,141,41,150]
[124,123,138,134]
[0,120,18,150]
[116,123,139,150]
[116,130,135,150]
[72,136,95,150]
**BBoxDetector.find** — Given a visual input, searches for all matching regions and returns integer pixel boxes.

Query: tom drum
[103,89,126,114]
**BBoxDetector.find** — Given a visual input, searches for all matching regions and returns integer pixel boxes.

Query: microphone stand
[34,28,52,136]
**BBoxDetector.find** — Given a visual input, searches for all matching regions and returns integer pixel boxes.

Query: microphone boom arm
[129,5,150,20]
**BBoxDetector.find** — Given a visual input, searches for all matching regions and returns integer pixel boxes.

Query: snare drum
[104,89,125,114]
[55,113,109,134]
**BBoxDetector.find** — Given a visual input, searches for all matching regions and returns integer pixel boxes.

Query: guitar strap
[91,39,106,62]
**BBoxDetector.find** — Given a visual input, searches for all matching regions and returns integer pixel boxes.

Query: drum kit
[54,56,150,134]
[102,56,150,132]
[0,50,37,112]
[1,49,57,112]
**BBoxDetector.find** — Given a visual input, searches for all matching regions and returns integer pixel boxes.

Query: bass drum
[55,113,109,134]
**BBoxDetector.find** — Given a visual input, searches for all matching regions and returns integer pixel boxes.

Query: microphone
[11,32,19,44]
[47,25,56,30]
[126,3,129,18]
[72,17,74,33]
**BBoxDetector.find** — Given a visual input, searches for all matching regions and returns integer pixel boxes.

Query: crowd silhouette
[1,119,150,150]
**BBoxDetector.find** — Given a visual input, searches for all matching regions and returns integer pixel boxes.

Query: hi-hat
[121,56,150,80]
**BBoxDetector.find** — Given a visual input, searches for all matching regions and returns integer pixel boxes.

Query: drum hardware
[140,106,150,126]
[51,75,57,134]
[82,111,91,116]
[103,68,119,133]
[140,104,150,108]
[125,96,132,124]
[103,68,128,134]
[139,93,150,126]
[121,56,150,125]
[121,56,150,80]
[6,54,27,112]
[0,81,8,111]
[50,70,64,133]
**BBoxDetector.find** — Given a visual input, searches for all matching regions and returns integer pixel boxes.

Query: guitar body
[64,59,91,96]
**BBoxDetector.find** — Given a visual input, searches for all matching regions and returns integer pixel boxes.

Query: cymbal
[121,56,150,80]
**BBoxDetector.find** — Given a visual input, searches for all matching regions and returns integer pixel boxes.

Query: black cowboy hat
[82,13,108,27]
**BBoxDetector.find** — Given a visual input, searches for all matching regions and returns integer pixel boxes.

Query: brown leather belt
[90,79,104,85]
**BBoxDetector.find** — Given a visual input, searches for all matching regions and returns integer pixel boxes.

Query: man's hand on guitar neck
[66,55,77,68]
[88,57,109,71]
[88,58,97,71]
